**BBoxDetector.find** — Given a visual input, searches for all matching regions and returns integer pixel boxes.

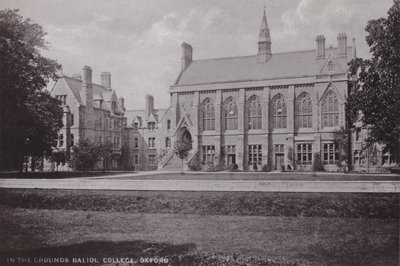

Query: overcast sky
[0,0,395,110]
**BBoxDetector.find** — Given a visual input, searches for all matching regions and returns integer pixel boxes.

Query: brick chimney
[316,35,325,59]
[101,72,111,90]
[337,33,347,57]
[145,94,154,120]
[181,42,192,71]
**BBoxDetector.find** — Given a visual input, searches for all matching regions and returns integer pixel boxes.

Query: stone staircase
[162,155,183,171]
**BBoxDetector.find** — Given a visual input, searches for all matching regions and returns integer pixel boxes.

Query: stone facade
[49,66,125,170]
[137,11,356,171]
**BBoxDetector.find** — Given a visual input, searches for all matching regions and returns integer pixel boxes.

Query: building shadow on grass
[0,240,196,266]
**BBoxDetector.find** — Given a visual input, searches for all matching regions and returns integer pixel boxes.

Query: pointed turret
[257,7,272,63]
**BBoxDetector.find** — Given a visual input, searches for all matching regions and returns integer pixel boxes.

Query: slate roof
[62,76,123,113]
[175,47,353,86]
[125,109,168,127]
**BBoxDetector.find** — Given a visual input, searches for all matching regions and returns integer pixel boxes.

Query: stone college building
[51,10,398,172]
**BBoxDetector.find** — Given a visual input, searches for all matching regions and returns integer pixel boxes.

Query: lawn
[111,172,400,181]
[0,189,398,266]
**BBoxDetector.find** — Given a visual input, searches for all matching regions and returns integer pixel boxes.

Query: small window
[248,145,262,165]
[58,134,64,147]
[148,122,156,131]
[323,143,338,164]
[134,155,139,165]
[167,120,171,130]
[148,137,156,148]
[165,137,171,148]
[148,155,157,165]
[134,138,139,149]
[70,134,74,146]
[202,145,215,164]
[70,114,74,126]
[133,122,139,131]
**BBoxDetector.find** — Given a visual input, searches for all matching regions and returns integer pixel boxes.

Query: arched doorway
[177,127,193,150]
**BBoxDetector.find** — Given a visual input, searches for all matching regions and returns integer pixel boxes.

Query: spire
[257,7,272,63]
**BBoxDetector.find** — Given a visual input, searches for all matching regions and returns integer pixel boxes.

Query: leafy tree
[47,150,66,171]
[173,138,192,172]
[347,1,400,154]
[0,9,62,171]
[69,140,114,171]
[333,128,352,172]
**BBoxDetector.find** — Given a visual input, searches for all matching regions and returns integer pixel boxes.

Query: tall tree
[174,139,192,173]
[348,1,400,154]
[0,9,62,171]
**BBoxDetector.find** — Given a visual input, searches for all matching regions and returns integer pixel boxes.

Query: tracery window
[321,90,339,128]
[247,95,262,130]
[271,94,287,129]
[296,93,313,128]
[201,98,215,131]
[224,97,238,130]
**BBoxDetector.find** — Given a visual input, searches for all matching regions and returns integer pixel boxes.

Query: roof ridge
[63,75,107,89]
[191,46,354,63]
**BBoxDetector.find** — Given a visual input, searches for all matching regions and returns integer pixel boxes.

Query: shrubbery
[228,164,239,171]
[312,152,325,172]
[262,164,271,172]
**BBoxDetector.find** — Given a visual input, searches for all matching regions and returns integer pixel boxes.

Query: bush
[312,152,325,171]
[188,154,202,171]
[228,164,239,171]
[262,164,271,172]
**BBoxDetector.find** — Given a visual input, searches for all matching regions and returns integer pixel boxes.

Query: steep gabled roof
[175,47,353,86]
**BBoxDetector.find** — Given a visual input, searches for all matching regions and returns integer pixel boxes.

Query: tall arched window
[247,95,262,130]
[201,98,215,131]
[271,94,287,129]
[296,92,313,128]
[321,90,339,128]
[224,97,238,130]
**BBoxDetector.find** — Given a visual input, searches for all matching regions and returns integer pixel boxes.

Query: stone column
[262,87,270,165]
[214,90,222,163]
[237,88,245,169]
[192,92,200,152]
[285,85,295,170]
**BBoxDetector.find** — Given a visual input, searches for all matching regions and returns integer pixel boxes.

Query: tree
[69,140,99,171]
[333,128,352,172]
[347,1,400,155]
[47,150,67,171]
[0,9,62,171]
[173,138,192,172]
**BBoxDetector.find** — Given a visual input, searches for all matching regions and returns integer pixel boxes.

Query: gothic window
[200,98,215,131]
[224,97,238,130]
[247,95,262,130]
[296,93,313,128]
[271,94,287,129]
[321,90,339,128]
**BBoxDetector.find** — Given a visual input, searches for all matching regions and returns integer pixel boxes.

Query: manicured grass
[0,207,398,266]
[0,171,134,179]
[1,189,398,219]
[113,172,400,181]
[0,189,399,265]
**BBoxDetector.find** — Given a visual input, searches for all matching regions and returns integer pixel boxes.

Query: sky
[0,0,395,110]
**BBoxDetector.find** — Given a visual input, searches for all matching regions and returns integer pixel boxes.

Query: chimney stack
[181,42,192,71]
[337,33,347,57]
[119,97,125,111]
[352,37,357,59]
[316,35,325,59]
[101,72,111,89]
[145,95,154,120]
[82,65,94,136]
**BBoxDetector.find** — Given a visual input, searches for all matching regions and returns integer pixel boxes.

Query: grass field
[0,189,399,266]
[110,172,400,181]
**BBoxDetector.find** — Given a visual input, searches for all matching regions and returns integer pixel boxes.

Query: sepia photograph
[0,0,399,265]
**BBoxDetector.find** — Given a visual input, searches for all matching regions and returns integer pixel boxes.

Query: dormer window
[328,61,334,71]
[56,95,67,105]
[148,122,156,131]
[133,122,139,131]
